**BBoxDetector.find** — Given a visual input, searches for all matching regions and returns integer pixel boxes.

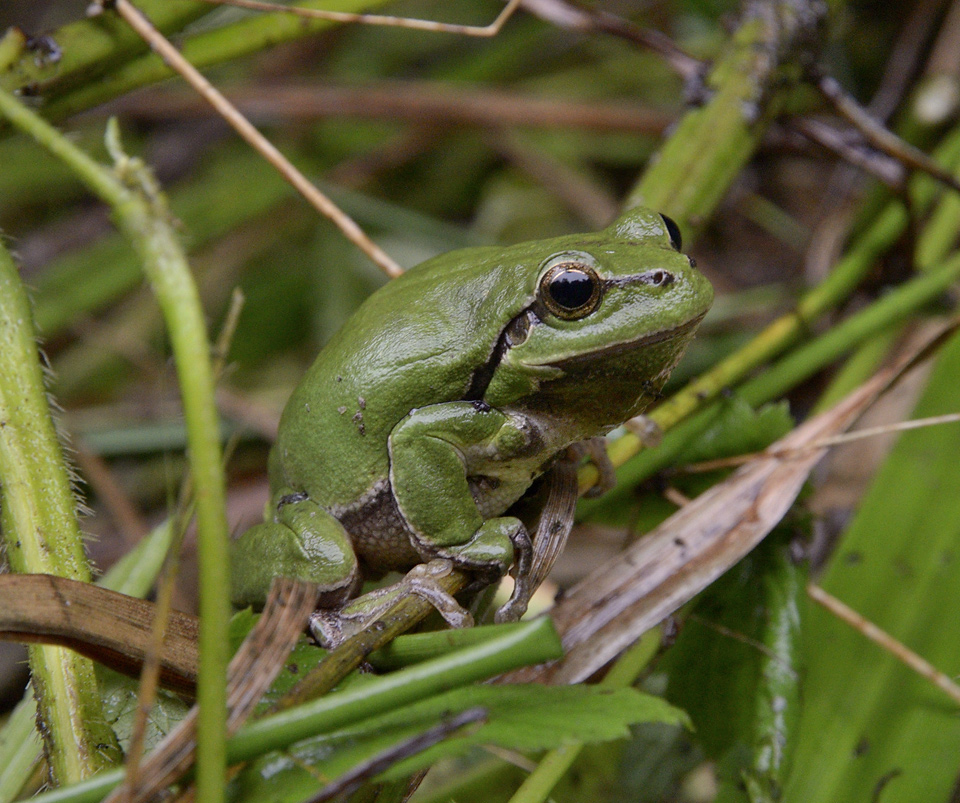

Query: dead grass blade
[0,574,199,697]
[508,324,956,685]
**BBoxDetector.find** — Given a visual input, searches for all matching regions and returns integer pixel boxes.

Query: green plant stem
[0,89,230,801]
[741,251,960,405]
[26,618,563,803]
[367,623,529,671]
[0,242,119,782]
[506,629,662,803]
[234,617,561,759]
[37,0,393,121]
[0,29,25,72]
[583,120,960,493]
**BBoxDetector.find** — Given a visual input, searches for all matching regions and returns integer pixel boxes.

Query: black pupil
[549,269,594,309]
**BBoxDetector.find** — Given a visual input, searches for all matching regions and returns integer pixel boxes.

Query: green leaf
[673,396,794,464]
[785,329,960,802]
[663,532,804,802]
[98,670,191,755]
[230,685,688,803]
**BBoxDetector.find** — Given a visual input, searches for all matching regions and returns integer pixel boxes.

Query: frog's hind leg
[495,455,579,623]
[231,491,359,610]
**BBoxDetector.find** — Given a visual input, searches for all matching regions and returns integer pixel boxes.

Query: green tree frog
[231,206,713,641]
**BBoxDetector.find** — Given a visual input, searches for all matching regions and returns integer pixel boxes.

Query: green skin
[231,206,713,620]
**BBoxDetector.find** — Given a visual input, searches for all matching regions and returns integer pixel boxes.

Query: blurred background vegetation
[3,0,960,801]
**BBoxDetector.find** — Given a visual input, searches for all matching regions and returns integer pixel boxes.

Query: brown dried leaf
[509,324,955,685]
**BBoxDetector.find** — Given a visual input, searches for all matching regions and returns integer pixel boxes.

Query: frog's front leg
[389,401,534,619]
[230,490,359,610]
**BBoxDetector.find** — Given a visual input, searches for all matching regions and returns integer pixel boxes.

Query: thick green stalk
[627,0,825,243]
[0,90,230,801]
[0,242,119,782]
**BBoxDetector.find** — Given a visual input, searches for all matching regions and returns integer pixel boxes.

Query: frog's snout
[679,258,714,313]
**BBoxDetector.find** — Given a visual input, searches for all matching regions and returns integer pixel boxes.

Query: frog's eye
[661,214,682,251]
[539,261,603,320]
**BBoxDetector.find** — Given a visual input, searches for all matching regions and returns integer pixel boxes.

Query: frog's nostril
[688,256,698,269]
[609,269,676,288]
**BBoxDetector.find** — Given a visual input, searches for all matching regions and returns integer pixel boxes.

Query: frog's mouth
[463,309,706,401]
[546,310,707,368]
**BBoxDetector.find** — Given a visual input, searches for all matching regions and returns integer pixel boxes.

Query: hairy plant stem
[0,241,119,783]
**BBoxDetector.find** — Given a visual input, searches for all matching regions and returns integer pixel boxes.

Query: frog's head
[482,206,713,432]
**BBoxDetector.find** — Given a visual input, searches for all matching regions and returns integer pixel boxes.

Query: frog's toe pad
[308,560,473,648]
[309,610,346,649]
[405,560,474,629]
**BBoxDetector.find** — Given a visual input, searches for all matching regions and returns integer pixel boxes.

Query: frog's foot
[497,524,534,623]
[574,437,617,499]
[230,492,359,610]
[426,517,533,624]
[309,559,474,648]
[405,559,475,628]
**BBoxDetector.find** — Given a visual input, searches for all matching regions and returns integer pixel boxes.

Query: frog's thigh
[389,401,528,571]
[230,494,358,610]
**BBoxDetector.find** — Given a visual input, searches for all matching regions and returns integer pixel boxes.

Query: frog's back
[271,245,534,507]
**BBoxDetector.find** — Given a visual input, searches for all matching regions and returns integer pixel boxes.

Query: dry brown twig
[89,0,403,277]
[815,70,960,195]
[197,0,522,36]
[807,583,960,706]
[85,0,528,278]
[105,82,673,135]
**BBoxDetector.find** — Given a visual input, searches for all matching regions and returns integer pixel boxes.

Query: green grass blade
[785,329,960,802]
